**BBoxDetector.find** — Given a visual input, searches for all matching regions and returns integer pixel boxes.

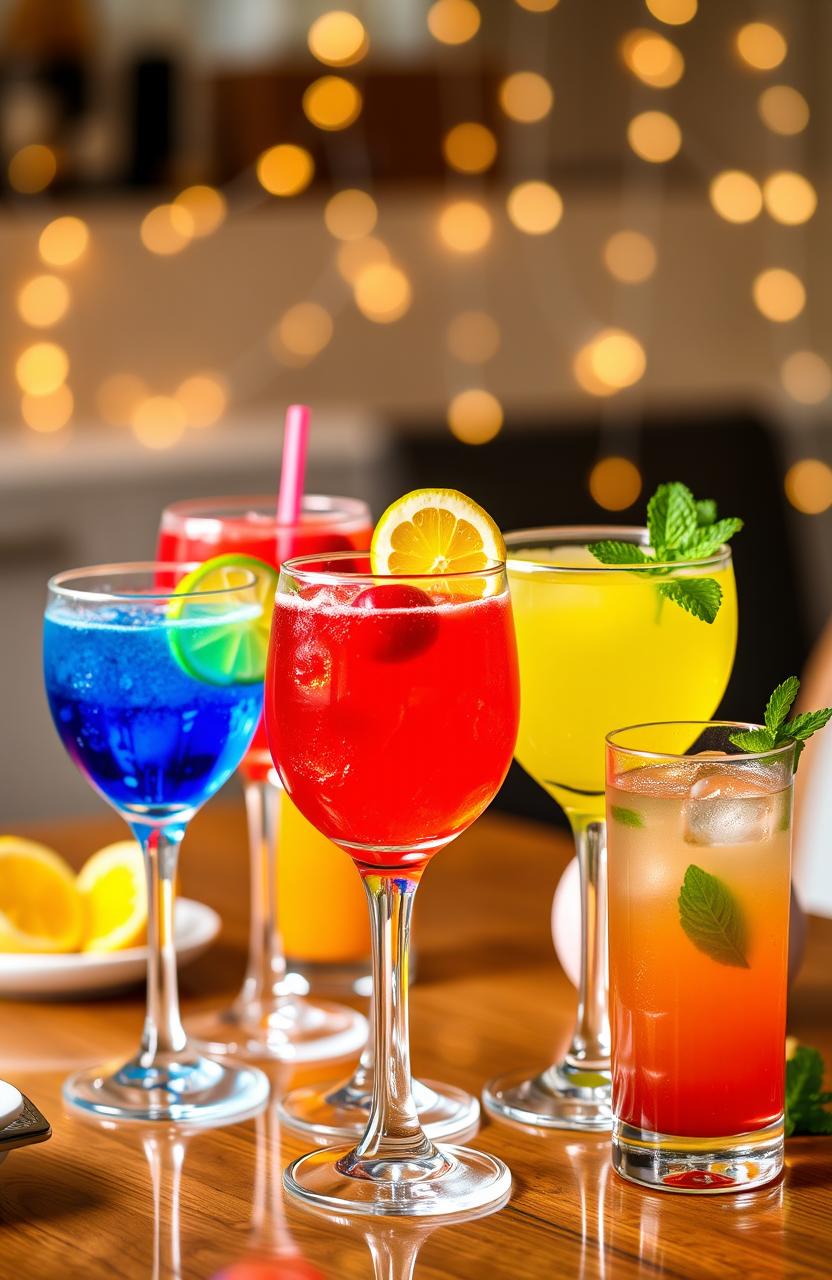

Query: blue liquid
[44,605,262,821]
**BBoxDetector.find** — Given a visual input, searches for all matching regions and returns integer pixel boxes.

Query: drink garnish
[728,676,832,770]
[370,488,505,594]
[611,805,644,828]
[677,863,749,968]
[167,553,277,685]
[353,583,439,661]
[588,481,742,623]
[785,1040,832,1136]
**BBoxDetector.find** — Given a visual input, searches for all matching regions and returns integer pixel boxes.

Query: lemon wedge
[0,836,83,953]
[77,841,148,953]
[370,488,505,593]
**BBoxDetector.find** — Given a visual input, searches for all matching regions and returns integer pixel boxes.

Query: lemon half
[0,837,83,953]
[77,841,148,953]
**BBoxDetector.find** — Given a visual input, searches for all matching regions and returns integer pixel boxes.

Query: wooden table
[2,806,830,1279]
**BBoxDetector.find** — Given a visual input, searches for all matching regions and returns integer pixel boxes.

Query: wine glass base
[483,1062,613,1132]
[185,997,368,1063]
[284,1143,511,1218]
[278,1075,480,1142]
[63,1053,269,1124]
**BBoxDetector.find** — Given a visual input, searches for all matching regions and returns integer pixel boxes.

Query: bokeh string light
[506,182,563,235]
[709,170,762,224]
[8,144,57,194]
[758,85,809,136]
[645,0,697,25]
[324,189,378,240]
[438,200,493,253]
[303,76,363,132]
[602,231,657,283]
[442,123,498,174]
[427,0,481,46]
[447,388,504,444]
[627,111,682,163]
[446,311,501,364]
[140,204,194,255]
[271,303,334,364]
[589,457,643,510]
[307,11,369,66]
[353,263,412,324]
[736,23,788,72]
[499,71,554,123]
[752,269,806,323]
[256,145,315,196]
[762,172,817,226]
[38,217,89,267]
[620,30,684,89]
[780,353,832,406]
[785,459,832,515]
[16,275,70,328]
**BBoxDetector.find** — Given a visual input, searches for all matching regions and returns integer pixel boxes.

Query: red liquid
[157,505,372,780]
[266,584,520,870]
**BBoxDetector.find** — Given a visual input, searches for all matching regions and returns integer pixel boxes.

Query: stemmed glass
[266,552,520,1215]
[157,495,371,1063]
[483,528,738,1131]
[44,563,270,1121]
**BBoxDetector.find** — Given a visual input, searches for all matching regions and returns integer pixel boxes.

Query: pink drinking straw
[276,403,310,527]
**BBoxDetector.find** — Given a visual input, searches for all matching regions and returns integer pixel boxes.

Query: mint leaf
[587,540,653,566]
[658,577,722,624]
[678,864,749,968]
[611,805,645,828]
[765,677,801,733]
[781,708,832,741]
[728,727,775,753]
[647,482,697,556]
[786,1045,832,1136]
[679,519,745,561]
[695,498,717,526]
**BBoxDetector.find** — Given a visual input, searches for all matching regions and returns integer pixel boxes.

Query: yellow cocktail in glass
[484,526,738,1131]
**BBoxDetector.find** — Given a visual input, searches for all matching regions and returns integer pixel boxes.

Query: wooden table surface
[2,805,830,1279]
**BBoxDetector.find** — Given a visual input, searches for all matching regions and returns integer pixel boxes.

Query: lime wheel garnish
[167,554,278,685]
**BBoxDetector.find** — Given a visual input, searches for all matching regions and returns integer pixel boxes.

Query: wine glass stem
[238,776,289,1009]
[132,822,188,1061]
[566,818,610,1069]
[353,872,434,1162]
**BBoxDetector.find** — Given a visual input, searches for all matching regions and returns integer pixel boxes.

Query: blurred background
[2,0,830,897]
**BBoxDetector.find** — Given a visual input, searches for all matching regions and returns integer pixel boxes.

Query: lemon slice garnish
[0,837,83,953]
[370,488,505,594]
[77,841,148,953]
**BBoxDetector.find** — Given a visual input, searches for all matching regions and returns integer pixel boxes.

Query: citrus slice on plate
[0,837,83,953]
[77,841,148,953]
[370,489,505,593]
[167,553,278,686]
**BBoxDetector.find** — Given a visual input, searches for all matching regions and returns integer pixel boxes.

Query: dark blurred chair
[388,411,808,825]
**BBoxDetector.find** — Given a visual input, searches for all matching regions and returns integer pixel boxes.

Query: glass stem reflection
[132,821,189,1063]
[237,777,288,1012]
[566,818,610,1070]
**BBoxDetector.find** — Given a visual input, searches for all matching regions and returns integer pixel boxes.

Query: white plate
[0,898,221,999]
[0,1081,24,1129]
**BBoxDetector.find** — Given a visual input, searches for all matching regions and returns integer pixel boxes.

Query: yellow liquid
[509,546,738,820]
[277,792,369,964]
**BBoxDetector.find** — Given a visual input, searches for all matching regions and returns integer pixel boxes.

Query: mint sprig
[786,1043,832,1136]
[678,864,749,968]
[588,481,742,624]
[729,676,832,772]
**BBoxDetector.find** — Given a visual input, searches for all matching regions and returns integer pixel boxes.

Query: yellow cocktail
[483,525,738,1133]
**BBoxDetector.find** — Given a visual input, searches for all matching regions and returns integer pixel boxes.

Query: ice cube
[683,770,776,846]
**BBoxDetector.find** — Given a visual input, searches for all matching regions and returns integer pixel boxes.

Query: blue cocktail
[44,562,271,1123]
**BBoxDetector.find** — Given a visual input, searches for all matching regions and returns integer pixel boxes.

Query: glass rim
[280,549,507,586]
[504,525,732,574]
[48,561,260,604]
[159,492,371,530]
[605,720,795,764]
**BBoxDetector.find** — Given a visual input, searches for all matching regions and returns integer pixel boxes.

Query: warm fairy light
[96,373,148,426]
[140,204,194,255]
[272,303,334,362]
[15,341,69,395]
[645,0,697,24]
[131,396,187,449]
[256,145,315,196]
[8,143,56,194]
[442,123,497,174]
[589,457,642,511]
[447,389,503,444]
[353,263,412,324]
[709,171,763,224]
[758,85,809,136]
[515,0,559,10]
[173,185,227,237]
[336,236,390,284]
[21,385,73,433]
[620,31,684,89]
[506,181,563,235]
[784,459,832,515]
[752,269,805,323]
[602,230,657,283]
[174,373,228,427]
[572,345,618,397]
[780,353,832,405]
[38,216,89,267]
[427,0,481,45]
[763,172,817,226]
[438,200,492,253]
[303,76,362,131]
[324,189,377,240]
[736,23,787,71]
[308,11,368,66]
[498,72,554,123]
[627,111,681,163]
[590,329,647,389]
[16,275,70,327]
[447,311,501,364]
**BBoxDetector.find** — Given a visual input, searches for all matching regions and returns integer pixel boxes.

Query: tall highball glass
[483,528,738,1131]
[43,563,270,1122]
[266,553,520,1215]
